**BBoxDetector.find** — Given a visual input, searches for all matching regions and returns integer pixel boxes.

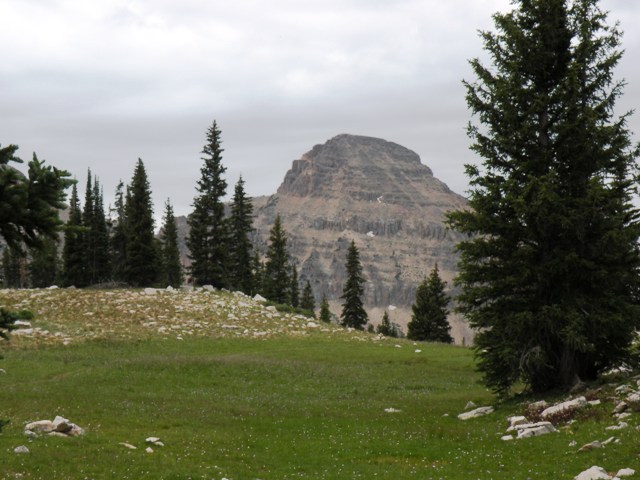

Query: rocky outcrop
[252,134,470,341]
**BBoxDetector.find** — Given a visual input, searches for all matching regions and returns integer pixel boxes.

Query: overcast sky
[2,0,639,219]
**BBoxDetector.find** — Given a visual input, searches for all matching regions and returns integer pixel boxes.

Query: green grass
[1,290,639,479]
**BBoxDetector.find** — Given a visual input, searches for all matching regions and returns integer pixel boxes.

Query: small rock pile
[24,416,85,438]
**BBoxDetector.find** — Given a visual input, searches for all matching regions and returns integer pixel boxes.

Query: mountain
[250,134,472,343]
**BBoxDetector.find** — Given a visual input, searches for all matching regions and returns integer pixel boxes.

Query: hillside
[1,287,638,479]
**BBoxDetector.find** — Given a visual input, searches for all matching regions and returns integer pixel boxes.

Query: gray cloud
[1,0,639,220]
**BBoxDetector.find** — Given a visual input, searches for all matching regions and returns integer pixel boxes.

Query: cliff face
[251,134,472,343]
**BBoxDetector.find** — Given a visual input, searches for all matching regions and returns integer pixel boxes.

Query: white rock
[501,435,514,441]
[143,288,157,295]
[515,421,557,439]
[541,396,588,420]
[166,286,175,291]
[266,306,277,312]
[616,384,633,395]
[574,466,612,480]
[578,441,602,452]
[626,392,640,404]
[67,424,85,436]
[384,408,401,413]
[14,320,31,327]
[569,440,578,447]
[12,328,34,336]
[25,420,54,433]
[588,400,601,406]
[14,445,29,454]
[145,447,154,453]
[48,285,59,289]
[52,416,72,433]
[529,400,548,410]
[306,322,319,329]
[605,422,628,431]
[253,294,267,302]
[615,412,632,420]
[119,442,137,449]
[508,416,528,428]
[366,231,375,238]
[613,401,628,414]
[602,437,616,445]
[202,285,215,291]
[388,305,397,311]
[0,368,5,374]
[415,349,422,353]
[616,468,635,477]
[464,401,477,410]
[146,437,161,444]
[457,406,494,420]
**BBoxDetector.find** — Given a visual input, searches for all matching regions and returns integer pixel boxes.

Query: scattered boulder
[617,468,636,477]
[202,285,215,292]
[501,435,514,441]
[145,447,154,453]
[119,442,137,450]
[24,416,84,438]
[574,466,611,480]
[540,396,588,420]
[457,406,494,420]
[605,421,628,431]
[253,294,266,302]
[613,401,628,414]
[14,445,29,454]
[143,288,158,295]
[465,401,477,410]
[578,441,602,452]
[514,421,557,439]
[507,416,528,430]
[146,436,164,447]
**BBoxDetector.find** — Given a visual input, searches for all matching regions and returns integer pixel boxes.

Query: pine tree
[62,183,85,287]
[187,120,229,287]
[376,311,398,338]
[447,0,640,394]
[289,265,299,308]
[92,178,110,283]
[319,295,332,323]
[0,145,73,251]
[160,199,183,287]
[407,264,452,343]
[82,170,95,285]
[340,240,368,329]
[28,236,59,288]
[110,181,128,283]
[300,281,315,313]
[228,176,254,294]
[2,247,24,288]
[124,159,158,286]
[263,215,290,304]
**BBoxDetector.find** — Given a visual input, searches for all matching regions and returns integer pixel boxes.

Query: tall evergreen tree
[447,0,640,394]
[110,181,128,283]
[263,215,290,304]
[0,145,73,251]
[92,179,110,283]
[124,159,158,286]
[377,311,398,338]
[82,170,95,285]
[319,294,332,323]
[340,240,368,330]
[407,264,452,343]
[28,236,59,288]
[2,247,25,288]
[62,183,85,287]
[228,176,254,294]
[187,120,229,287]
[300,280,315,313]
[160,199,183,287]
[289,265,300,308]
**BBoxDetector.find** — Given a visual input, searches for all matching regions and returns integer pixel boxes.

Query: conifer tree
[28,236,59,288]
[340,240,368,329]
[187,120,229,287]
[300,280,315,313]
[110,181,128,283]
[92,178,110,283]
[228,176,254,294]
[124,159,158,286]
[2,247,24,288]
[0,145,73,251]
[82,170,95,284]
[407,264,452,343]
[319,294,332,323]
[376,311,398,338]
[447,0,640,393]
[62,183,85,287]
[263,215,290,304]
[290,265,300,308]
[160,199,182,287]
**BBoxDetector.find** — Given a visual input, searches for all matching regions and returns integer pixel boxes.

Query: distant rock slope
[251,134,471,342]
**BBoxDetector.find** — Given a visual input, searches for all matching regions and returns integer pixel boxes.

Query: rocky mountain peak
[277,134,452,207]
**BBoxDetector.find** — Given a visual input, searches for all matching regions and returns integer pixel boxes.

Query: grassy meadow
[0,288,639,479]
